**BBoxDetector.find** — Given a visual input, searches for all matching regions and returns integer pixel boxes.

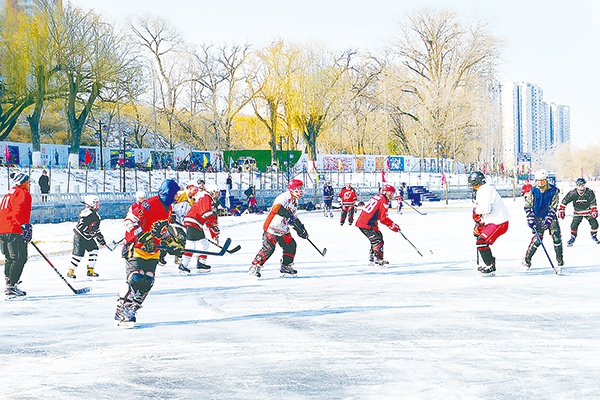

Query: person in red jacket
[179,184,221,273]
[0,172,33,299]
[115,179,183,327]
[339,182,358,226]
[355,184,400,267]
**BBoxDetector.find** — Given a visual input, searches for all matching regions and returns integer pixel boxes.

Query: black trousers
[0,233,28,286]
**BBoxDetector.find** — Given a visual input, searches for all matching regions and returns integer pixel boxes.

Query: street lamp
[120,137,130,192]
[94,121,105,170]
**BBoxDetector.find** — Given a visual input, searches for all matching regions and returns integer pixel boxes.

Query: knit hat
[10,172,29,186]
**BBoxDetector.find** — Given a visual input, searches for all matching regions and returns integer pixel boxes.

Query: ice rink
[2,197,600,399]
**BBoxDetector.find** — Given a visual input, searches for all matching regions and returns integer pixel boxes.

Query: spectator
[226,174,233,191]
[38,170,50,202]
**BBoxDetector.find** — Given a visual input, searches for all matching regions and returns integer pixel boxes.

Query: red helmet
[381,184,396,196]
[288,179,304,198]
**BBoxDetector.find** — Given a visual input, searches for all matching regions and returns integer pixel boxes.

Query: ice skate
[592,235,600,245]
[479,259,496,277]
[5,284,26,300]
[556,257,564,275]
[522,257,531,269]
[566,237,575,247]
[67,268,76,279]
[196,260,211,273]
[114,301,140,328]
[248,264,261,278]
[86,267,99,277]
[280,263,297,277]
[178,264,191,274]
[373,259,389,268]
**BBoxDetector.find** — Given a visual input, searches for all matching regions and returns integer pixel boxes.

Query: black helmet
[468,171,486,188]
[576,178,586,186]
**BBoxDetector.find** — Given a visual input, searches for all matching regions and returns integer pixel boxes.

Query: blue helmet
[158,179,180,207]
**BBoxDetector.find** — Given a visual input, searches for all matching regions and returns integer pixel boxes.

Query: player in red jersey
[338,182,358,226]
[355,184,400,267]
[115,179,183,327]
[179,184,221,273]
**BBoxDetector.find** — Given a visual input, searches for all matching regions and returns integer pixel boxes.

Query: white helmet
[205,184,220,196]
[534,169,548,180]
[84,194,100,210]
[135,191,145,201]
[186,180,198,188]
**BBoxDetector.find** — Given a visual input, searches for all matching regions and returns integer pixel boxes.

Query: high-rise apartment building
[497,81,570,168]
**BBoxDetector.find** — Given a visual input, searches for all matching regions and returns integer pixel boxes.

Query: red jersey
[0,185,32,235]
[339,187,358,206]
[183,193,217,230]
[124,195,172,260]
[355,194,395,231]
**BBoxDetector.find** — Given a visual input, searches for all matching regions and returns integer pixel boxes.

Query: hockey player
[323,181,334,218]
[248,179,309,278]
[396,183,406,213]
[339,182,358,226]
[468,171,509,276]
[522,169,564,271]
[558,178,599,246]
[114,179,183,327]
[170,180,199,264]
[0,172,32,299]
[67,195,106,279]
[179,184,221,273]
[355,184,400,267]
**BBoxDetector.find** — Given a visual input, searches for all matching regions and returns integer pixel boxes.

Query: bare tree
[386,9,502,163]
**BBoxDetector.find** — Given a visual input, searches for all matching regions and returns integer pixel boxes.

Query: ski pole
[30,242,91,294]
[402,200,427,215]
[533,228,558,274]
[399,231,423,257]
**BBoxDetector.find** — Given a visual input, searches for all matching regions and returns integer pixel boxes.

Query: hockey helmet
[186,180,197,188]
[205,183,220,198]
[576,177,586,186]
[467,171,486,188]
[288,179,304,198]
[158,179,180,207]
[10,172,29,187]
[381,184,396,198]
[135,191,145,201]
[84,194,100,210]
[534,169,548,181]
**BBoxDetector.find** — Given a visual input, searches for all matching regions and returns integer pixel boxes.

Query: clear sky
[71,0,600,148]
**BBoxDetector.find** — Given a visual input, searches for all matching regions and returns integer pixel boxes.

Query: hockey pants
[252,232,296,267]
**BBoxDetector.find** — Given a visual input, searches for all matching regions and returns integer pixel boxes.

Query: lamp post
[120,136,129,192]
[94,121,105,170]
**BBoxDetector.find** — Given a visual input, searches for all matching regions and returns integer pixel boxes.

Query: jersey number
[362,198,378,213]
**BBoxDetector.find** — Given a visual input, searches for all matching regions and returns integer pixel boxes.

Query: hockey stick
[402,200,427,215]
[157,237,232,257]
[306,237,327,257]
[399,231,423,257]
[533,228,558,274]
[207,238,241,254]
[30,242,92,295]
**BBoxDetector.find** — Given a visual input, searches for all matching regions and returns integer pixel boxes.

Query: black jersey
[74,207,102,241]
[561,187,597,215]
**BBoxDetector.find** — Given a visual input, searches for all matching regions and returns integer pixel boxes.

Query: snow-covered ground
[2,197,600,399]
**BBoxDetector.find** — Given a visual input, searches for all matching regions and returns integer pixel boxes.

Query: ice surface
[2,198,600,399]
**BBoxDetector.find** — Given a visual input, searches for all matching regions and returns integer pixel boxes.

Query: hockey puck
[429,250,433,254]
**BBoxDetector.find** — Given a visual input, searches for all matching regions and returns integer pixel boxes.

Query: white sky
[70,0,600,148]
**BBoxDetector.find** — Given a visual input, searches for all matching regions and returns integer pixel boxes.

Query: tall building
[497,81,570,168]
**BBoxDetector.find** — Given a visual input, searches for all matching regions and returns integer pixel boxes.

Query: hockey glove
[558,204,566,219]
[542,210,556,230]
[473,223,484,237]
[20,223,32,243]
[95,232,107,247]
[137,231,156,253]
[163,237,184,257]
[292,219,309,239]
[472,209,483,224]
[525,208,537,229]
[208,224,220,241]
[592,206,598,219]
[389,223,400,232]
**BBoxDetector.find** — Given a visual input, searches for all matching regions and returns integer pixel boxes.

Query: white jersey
[263,191,298,236]
[474,182,509,225]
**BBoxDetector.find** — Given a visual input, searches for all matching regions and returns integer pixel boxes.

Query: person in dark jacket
[38,169,50,202]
